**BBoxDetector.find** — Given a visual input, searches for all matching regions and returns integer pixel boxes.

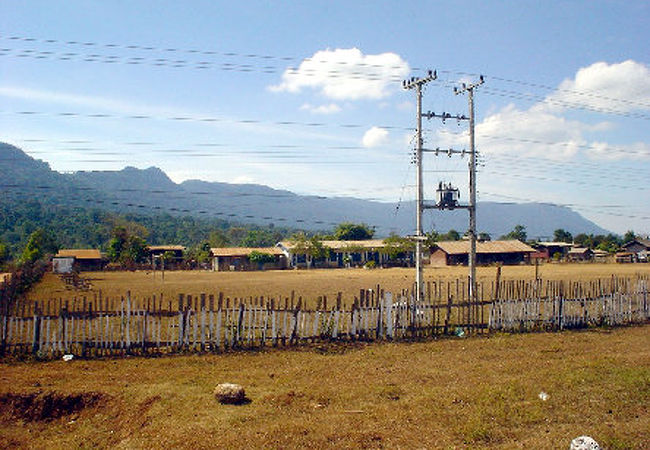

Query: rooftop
[54,249,103,260]
[148,245,186,251]
[210,247,285,257]
[278,239,388,251]
[433,240,536,255]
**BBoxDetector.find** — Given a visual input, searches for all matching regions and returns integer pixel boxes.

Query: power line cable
[3,33,648,109]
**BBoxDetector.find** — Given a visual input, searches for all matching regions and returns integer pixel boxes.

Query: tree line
[0,198,642,273]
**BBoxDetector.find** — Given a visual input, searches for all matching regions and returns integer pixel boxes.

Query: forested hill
[1,142,610,255]
[0,143,296,257]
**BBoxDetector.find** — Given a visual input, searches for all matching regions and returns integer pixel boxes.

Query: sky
[0,0,649,236]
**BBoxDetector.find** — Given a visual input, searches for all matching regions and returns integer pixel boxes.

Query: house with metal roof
[531,242,574,261]
[621,238,650,262]
[567,247,593,262]
[147,245,186,268]
[210,247,287,271]
[52,249,105,273]
[147,245,186,259]
[429,240,536,266]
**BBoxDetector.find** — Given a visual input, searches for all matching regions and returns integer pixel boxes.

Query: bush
[364,260,377,269]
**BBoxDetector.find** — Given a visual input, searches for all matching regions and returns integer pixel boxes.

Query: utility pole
[454,76,484,306]
[403,70,437,305]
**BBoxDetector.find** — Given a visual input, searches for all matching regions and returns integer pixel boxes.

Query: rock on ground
[214,383,246,405]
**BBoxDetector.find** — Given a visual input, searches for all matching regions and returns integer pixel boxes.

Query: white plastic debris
[62,354,74,362]
[570,436,600,450]
[538,391,549,401]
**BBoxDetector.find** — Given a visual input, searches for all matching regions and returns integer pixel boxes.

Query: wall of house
[213,256,286,271]
[76,260,104,271]
[429,250,450,266]
[53,257,74,274]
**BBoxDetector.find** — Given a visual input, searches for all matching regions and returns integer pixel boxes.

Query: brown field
[0,325,648,449]
[26,263,650,310]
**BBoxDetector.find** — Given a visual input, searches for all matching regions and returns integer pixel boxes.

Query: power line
[5,46,648,121]
[4,109,649,159]
[3,33,648,110]
[480,86,650,120]
[0,47,408,82]
[0,109,413,132]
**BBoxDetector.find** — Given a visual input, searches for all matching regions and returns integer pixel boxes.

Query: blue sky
[0,1,648,236]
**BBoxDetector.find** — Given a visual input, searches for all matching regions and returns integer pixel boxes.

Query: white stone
[570,436,600,450]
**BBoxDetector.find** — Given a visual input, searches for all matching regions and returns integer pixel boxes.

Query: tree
[289,233,329,268]
[186,241,212,266]
[553,229,573,243]
[500,224,527,242]
[0,240,9,267]
[622,230,636,244]
[333,222,374,240]
[106,226,148,265]
[478,232,491,242]
[106,226,128,262]
[249,251,276,266]
[574,233,591,248]
[241,229,276,247]
[381,234,414,260]
[424,230,440,247]
[208,229,229,248]
[162,250,176,264]
[21,228,58,263]
[439,229,461,241]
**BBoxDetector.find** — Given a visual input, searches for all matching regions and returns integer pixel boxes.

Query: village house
[592,249,610,262]
[147,245,186,263]
[148,245,186,269]
[620,238,650,262]
[429,240,536,266]
[530,242,574,261]
[210,247,287,271]
[567,247,593,262]
[276,239,414,269]
[52,249,104,273]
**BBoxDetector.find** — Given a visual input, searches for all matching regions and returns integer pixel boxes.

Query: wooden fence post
[32,304,41,355]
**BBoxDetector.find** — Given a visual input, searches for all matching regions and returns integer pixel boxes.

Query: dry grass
[0,325,647,449]
[26,263,650,310]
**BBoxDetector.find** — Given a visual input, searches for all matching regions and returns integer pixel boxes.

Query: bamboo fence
[1,276,647,359]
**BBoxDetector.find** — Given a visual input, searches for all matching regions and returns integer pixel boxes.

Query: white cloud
[269,48,410,100]
[544,60,650,113]
[438,60,650,163]
[362,126,389,148]
[584,141,650,161]
[299,103,341,114]
[475,104,586,159]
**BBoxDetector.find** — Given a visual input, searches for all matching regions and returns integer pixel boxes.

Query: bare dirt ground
[0,325,647,448]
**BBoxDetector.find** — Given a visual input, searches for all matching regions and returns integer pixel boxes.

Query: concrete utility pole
[403,70,437,305]
[454,76,484,305]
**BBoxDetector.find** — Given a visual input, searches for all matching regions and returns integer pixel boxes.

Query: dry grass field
[26,263,650,310]
[0,325,648,449]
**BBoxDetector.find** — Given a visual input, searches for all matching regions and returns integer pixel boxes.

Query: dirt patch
[0,391,108,422]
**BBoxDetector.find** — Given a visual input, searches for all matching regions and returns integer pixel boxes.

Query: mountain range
[0,142,610,239]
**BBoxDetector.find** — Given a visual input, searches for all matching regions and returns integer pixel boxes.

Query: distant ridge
[0,142,611,238]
